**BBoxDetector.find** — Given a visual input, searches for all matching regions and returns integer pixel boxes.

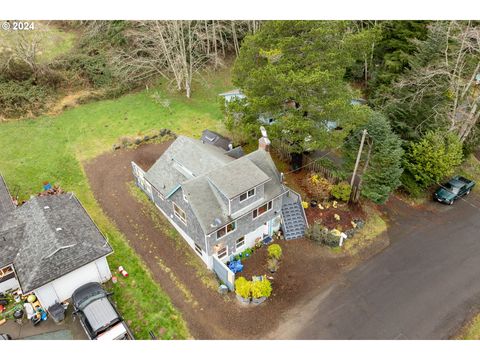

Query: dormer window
[239,188,255,202]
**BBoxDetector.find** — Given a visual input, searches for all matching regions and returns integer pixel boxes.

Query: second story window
[239,188,255,202]
[173,202,187,225]
[252,201,273,219]
[216,221,236,239]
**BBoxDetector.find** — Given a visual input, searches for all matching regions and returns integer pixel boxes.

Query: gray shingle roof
[0,194,112,293]
[225,146,245,159]
[144,136,234,196]
[207,157,270,199]
[0,175,14,217]
[143,135,287,234]
[182,177,230,233]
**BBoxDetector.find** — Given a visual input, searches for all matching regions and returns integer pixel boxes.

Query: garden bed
[305,203,365,231]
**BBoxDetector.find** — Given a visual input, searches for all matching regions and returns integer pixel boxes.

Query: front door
[263,222,270,237]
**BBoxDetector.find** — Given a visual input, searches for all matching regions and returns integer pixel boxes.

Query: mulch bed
[305,203,365,230]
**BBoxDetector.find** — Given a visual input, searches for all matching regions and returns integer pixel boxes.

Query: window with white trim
[0,265,14,279]
[217,245,227,259]
[239,188,255,202]
[235,236,245,250]
[173,202,187,225]
[252,201,273,219]
[194,243,202,256]
[216,221,236,239]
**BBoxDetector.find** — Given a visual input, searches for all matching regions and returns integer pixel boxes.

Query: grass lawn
[456,313,480,339]
[0,67,232,339]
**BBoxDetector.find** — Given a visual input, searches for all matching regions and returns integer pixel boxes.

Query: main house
[131,130,307,280]
[0,175,113,309]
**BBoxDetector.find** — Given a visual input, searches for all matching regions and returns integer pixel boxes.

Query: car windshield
[444,183,460,194]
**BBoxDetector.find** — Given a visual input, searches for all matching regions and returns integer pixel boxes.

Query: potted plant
[251,278,272,305]
[234,277,252,304]
[267,258,279,273]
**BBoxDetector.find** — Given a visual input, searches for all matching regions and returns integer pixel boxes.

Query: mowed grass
[0,67,232,339]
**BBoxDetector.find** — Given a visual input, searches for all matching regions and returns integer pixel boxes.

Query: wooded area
[1,20,479,204]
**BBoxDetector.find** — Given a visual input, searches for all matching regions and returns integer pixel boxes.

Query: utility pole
[350,129,368,187]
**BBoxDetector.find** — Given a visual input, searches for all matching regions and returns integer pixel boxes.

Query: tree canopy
[231,21,373,153]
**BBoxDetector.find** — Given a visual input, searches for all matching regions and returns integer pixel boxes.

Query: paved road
[270,195,480,339]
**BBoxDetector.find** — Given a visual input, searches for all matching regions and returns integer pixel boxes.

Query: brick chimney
[259,126,271,152]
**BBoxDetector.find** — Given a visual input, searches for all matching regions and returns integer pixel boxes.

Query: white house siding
[34,257,111,309]
[0,277,20,293]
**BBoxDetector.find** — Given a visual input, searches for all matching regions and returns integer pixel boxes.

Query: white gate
[212,255,235,291]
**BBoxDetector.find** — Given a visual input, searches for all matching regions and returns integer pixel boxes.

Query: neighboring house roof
[225,146,245,159]
[144,135,287,234]
[218,89,245,97]
[0,194,113,293]
[200,129,232,151]
[0,175,14,217]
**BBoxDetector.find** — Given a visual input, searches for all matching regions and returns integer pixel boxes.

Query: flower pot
[251,296,267,305]
[236,294,251,304]
[310,199,318,207]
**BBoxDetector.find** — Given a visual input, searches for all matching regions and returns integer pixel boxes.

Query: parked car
[72,282,133,340]
[434,176,475,205]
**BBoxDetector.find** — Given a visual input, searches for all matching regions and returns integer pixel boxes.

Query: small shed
[200,129,233,151]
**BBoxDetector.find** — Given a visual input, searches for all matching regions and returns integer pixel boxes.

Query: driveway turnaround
[270,195,480,339]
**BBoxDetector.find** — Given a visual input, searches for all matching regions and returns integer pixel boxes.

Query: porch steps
[281,202,307,240]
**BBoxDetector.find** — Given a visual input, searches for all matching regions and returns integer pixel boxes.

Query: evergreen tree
[231,21,372,153]
[343,112,404,204]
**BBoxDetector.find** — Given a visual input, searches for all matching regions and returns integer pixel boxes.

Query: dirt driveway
[84,143,374,339]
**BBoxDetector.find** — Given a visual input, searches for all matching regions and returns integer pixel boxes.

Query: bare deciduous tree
[112,20,260,98]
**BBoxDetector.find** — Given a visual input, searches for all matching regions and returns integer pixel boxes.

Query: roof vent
[210,218,222,228]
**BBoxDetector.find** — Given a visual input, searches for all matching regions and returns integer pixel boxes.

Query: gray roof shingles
[0,194,112,293]
[143,135,286,234]
[207,157,270,199]
[0,175,14,217]
[144,136,233,196]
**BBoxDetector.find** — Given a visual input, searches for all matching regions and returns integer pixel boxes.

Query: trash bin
[48,303,65,323]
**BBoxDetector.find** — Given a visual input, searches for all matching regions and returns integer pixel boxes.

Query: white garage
[34,257,112,308]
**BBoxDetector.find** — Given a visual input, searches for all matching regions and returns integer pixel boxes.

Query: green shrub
[251,278,272,299]
[306,222,341,247]
[403,131,463,188]
[61,51,114,88]
[267,244,282,260]
[0,80,53,117]
[234,277,251,299]
[330,182,352,202]
[399,171,424,198]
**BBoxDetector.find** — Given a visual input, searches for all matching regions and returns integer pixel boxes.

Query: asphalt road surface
[270,194,480,339]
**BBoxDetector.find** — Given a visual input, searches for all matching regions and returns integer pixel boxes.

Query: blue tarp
[228,260,243,274]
